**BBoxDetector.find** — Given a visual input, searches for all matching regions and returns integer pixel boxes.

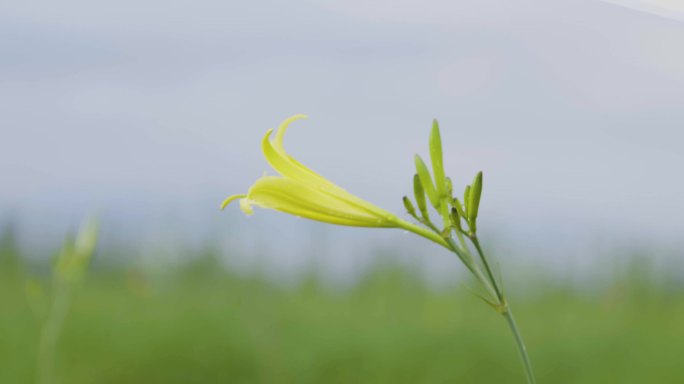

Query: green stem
[399,221,449,248]
[441,238,500,307]
[470,236,536,384]
[503,308,537,384]
[405,216,536,383]
[37,282,71,384]
[470,235,503,301]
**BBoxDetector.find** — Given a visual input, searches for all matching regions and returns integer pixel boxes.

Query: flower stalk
[221,115,536,383]
[31,219,99,384]
[402,120,536,384]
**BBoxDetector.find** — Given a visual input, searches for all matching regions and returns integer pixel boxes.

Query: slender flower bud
[468,172,483,222]
[453,198,466,219]
[402,196,417,217]
[54,219,99,285]
[463,185,471,216]
[414,155,439,209]
[450,207,462,232]
[445,177,454,199]
[413,174,429,219]
[429,119,447,199]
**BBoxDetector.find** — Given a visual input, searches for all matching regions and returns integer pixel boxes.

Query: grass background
[2,235,684,384]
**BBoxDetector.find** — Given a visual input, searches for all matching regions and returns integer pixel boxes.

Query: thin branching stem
[443,238,498,303]
[470,235,504,302]
[469,235,536,384]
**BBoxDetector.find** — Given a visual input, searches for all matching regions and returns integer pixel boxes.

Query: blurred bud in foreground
[36,217,99,384]
[53,218,99,285]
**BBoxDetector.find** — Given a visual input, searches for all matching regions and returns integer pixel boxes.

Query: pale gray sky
[2,0,683,276]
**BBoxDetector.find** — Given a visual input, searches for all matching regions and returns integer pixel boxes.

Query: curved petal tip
[275,114,308,147]
[220,194,247,210]
[261,128,275,144]
[281,114,308,127]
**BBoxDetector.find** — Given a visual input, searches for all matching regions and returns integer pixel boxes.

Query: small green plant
[222,115,536,383]
[27,219,99,384]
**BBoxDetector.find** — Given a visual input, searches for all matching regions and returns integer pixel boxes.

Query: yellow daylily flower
[221,115,447,246]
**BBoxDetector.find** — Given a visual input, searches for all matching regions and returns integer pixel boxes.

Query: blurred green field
[2,238,684,383]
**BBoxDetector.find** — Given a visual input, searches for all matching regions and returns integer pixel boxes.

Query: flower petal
[246,176,396,227]
[239,198,255,215]
[220,194,247,210]
[262,129,334,189]
[263,117,402,221]
[274,114,308,151]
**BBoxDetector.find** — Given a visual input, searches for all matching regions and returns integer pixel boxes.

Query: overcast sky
[2,0,683,276]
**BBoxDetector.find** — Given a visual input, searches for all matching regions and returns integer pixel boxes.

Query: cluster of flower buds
[402,120,483,243]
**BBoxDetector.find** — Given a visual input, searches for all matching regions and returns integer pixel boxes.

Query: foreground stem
[37,283,70,384]
[503,308,537,384]
[470,236,503,301]
[405,220,537,383]
[465,235,537,384]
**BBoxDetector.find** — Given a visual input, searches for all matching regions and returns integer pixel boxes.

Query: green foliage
[1,238,683,383]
